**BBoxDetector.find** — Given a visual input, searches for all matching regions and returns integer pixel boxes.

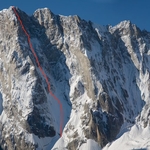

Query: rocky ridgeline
[0,6,150,150]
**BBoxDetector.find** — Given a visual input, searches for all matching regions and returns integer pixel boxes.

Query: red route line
[12,6,63,137]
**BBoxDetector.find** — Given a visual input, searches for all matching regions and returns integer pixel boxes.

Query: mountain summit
[0,6,150,150]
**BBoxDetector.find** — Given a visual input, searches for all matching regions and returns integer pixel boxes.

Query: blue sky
[0,0,150,31]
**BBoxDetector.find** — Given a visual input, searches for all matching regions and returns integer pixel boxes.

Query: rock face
[0,6,150,150]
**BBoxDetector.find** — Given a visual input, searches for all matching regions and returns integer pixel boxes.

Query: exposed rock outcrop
[0,6,150,150]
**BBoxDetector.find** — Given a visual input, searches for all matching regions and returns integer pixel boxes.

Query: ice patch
[79,139,101,150]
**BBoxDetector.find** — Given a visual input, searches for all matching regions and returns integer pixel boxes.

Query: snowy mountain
[0,6,150,150]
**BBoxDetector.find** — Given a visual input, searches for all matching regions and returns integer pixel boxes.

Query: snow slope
[0,6,150,150]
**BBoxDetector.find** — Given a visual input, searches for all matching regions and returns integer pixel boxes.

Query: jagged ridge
[0,6,150,150]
